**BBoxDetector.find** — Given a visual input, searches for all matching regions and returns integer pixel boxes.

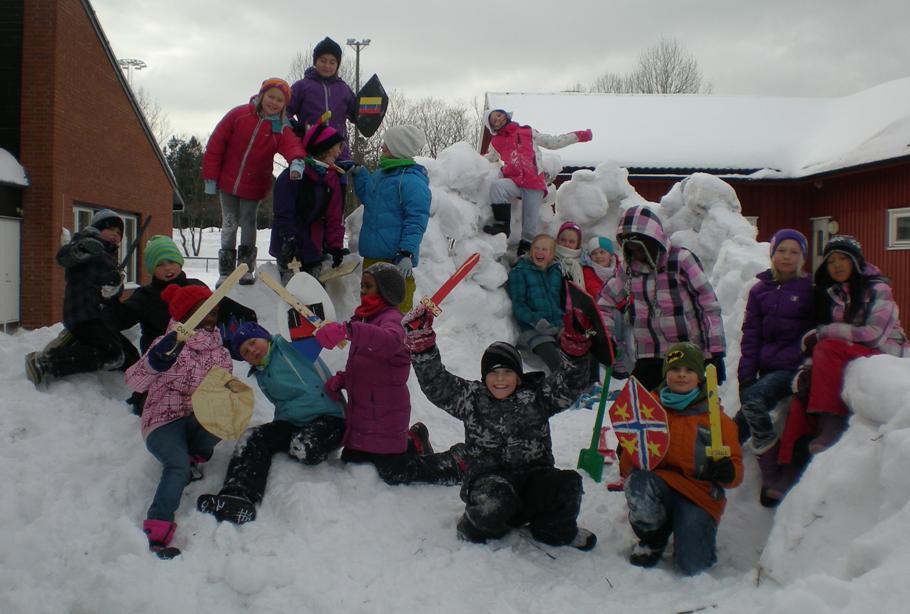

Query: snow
[0,148,28,187]
[3,144,910,613]
[485,76,910,178]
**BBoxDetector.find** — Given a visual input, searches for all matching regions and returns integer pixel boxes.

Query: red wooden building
[483,84,910,315]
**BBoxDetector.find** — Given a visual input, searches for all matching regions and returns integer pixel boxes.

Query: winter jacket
[252,336,344,426]
[619,388,743,523]
[484,113,583,191]
[334,306,412,454]
[582,265,604,299]
[508,257,564,330]
[737,270,815,383]
[57,228,123,330]
[600,206,726,360]
[125,322,233,439]
[268,164,344,265]
[817,264,908,357]
[354,163,431,266]
[289,67,357,162]
[410,346,590,489]
[202,102,306,201]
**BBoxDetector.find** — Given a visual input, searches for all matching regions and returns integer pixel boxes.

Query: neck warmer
[379,157,415,171]
[659,386,701,410]
[354,293,389,319]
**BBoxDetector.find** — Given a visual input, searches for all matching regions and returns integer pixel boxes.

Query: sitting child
[586,236,633,379]
[555,221,585,287]
[403,302,598,551]
[621,342,743,575]
[197,322,346,524]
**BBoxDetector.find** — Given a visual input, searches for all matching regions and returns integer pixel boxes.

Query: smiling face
[239,337,269,366]
[488,110,509,131]
[260,87,286,116]
[826,251,854,283]
[589,247,612,267]
[485,368,520,400]
[530,237,556,269]
[665,366,700,394]
[194,305,219,332]
[557,229,581,250]
[314,54,338,78]
[153,260,183,283]
[771,239,803,280]
[314,142,344,165]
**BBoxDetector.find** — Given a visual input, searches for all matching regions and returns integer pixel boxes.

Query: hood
[617,205,670,252]
[483,108,513,134]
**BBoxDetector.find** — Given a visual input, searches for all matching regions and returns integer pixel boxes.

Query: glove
[279,237,298,266]
[204,179,217,195]
[401,304,436,353]
[535,318,559,337]
[336,160,355,172]
[395,251,414,278]
[792,359,812,404]
[325,372,346,402]
[706,353,726,385]
[328,247,349,269]
[148,332,184,372]
[700,457,735,484]
[574,129,593,143]
[314,321,348,349]
[560,308,593,357]
[289,158,305,180]
[100,270,126,300]
[75,237,105,258]
[800,329,818,356]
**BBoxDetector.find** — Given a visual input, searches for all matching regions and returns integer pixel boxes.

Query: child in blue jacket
[196,322,345,524]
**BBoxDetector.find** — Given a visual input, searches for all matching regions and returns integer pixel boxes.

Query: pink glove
[560,308,593,357]
[402,304,436,353]
[325,372,346,402]
[574,129,593,143]
[315,321,348,349]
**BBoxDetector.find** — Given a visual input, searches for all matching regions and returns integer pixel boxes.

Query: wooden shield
[192,366,254,440]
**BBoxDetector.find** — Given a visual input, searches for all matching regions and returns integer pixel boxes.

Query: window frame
[72,205,140,284]
[887,207,910,250]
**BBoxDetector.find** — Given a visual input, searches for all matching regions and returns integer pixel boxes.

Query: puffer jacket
[600,206,725,360]
[57,228,122,330]
[289,67,357,162]
[507,257,564,330]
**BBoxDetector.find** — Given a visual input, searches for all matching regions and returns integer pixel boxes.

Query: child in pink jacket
[125,284,232,559]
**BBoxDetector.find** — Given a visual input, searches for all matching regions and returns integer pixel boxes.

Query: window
[887,207,910,250]
[72,204,141,284]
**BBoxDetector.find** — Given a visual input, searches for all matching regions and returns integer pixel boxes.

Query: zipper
[233,116,264,194]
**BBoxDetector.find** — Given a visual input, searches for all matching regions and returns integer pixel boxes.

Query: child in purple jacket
[312,262,465,485]
[736,229,814,506]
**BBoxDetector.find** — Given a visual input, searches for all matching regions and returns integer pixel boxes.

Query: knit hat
[144,235,184,272]
[313,37,342,64]
[587,236,614,255]
[364,262,405,306]
[770,228,808,259]
[662,342,706,382]
[161,283,212,322]
[90,209,124,233]
[230,321,271,361]
[823,234,865,273]
[258,77,291,105]
[383,125,427,158]
[303,123,344,156]
[557,221,583,245]
[481,342,523,380]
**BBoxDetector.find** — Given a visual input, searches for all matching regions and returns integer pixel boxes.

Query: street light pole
[346,38,370,162]
[117,58,147,87]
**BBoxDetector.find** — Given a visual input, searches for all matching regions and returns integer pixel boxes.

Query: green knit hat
[144,235,184,272]
[662,342,706,382]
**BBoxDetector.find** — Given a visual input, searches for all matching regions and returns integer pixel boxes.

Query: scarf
[556,245,585,284]
[659,386,701,410]
[305,157,330,176]
[262,113,284,134]
[354,294,388,319]
[379,157,416,171]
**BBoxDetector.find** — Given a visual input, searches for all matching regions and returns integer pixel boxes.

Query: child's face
[590,248,612,267]
[192,305,219,332]
[771,239,802,278]
[665,366,700,394]
[622,235,654,265]
[557,230,580,250]
[530,238,556,269]
[314,54,338,78]
[100,227,122,246]
[316,142,344,165]
[239,337,269,366]
[153,260,183,282]
[485,368,520,400]
[360,273,379,297]
[489,111,509,131]
[260,87,287,116]
[826,252,853,283]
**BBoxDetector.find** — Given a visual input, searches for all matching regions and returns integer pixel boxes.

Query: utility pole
[117,58,147,87]
[346,38,370,163]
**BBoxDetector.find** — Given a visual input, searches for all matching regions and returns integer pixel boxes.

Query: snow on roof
[485,77,910,178]
[0,148,28,187]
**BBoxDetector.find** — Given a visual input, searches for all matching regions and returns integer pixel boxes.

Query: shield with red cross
[608,377,669,471]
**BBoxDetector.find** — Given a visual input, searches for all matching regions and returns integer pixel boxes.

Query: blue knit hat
[770,229,808,259]
[231,321,271,360]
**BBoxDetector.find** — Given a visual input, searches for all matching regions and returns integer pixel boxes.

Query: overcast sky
[92,0,910,140]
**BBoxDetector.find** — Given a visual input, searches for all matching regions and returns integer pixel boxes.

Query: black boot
[24,351,52,387]
[216,248,236,288]
[197,493,257,524]
[237,245,257,285]
[629,525,670,568]
[482,203,512,237]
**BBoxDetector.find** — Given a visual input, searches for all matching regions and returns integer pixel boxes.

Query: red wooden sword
[407,252,480,329]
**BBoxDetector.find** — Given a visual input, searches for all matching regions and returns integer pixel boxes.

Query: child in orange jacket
[620,342,742,575]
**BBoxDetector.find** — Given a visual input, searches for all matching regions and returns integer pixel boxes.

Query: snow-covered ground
[2,146,910,613]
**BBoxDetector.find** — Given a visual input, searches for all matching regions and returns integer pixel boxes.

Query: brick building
[0,0,182,329]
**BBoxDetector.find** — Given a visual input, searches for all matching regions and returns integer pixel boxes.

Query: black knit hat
[313,37,342,64]
[364,262,405,306]
[481,342,523,380]
[823,235,865,273]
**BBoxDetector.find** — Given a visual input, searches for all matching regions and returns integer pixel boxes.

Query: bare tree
[589,71,630,94]
[590,38,712,94]
[286,48,356,88]
[134,86,173,147]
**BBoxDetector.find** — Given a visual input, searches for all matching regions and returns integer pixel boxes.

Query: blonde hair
[531,234,556,250]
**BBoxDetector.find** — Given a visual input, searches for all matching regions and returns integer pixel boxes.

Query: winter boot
[143,519,180,559]
[516,239,532,258]
[482,203,512,237]
[629,542,664,568]
[448,442,468,474]
[808,413,847,455]
[197,493,257,525]
[756,442,784,507]
[408,422,434,455]
[216,248,236,288]
[237,245,257,285]
[765,462,801,502]
[570,528,598,551]
[24,351,52,387]
[189,455,208,482]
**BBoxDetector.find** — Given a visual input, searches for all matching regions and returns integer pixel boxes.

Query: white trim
[887,207,910,250]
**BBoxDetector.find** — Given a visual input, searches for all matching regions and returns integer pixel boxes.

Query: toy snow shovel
[577,366,613,482]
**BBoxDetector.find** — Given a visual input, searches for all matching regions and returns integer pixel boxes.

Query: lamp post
[346,38,371,162]
[117,58,147,86]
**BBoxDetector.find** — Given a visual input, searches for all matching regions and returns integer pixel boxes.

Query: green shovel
[577,365,613,482]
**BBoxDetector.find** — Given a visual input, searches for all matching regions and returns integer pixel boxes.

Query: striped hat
[258,78,291,104]
[144,235,184,272]
[303,123,344,156]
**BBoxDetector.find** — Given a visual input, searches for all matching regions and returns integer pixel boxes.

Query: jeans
[145,416,220,521]
[625,470,717,575]
[489,179,545,242]
[219,192,260,249]
[739,369,795,452]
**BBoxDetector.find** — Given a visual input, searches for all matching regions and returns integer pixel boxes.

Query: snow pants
[47,318,138,377]
[220,192,259,250]
[458,467,583,546]
[808,338,879,416]
[739,369,795,452]
[341,443,463,486]
[145,415,220,521]
[218,416,346,504]
[489,179,544,242]
[624,469,717,576]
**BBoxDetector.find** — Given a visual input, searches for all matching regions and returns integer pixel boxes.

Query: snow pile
[0,148,28,187]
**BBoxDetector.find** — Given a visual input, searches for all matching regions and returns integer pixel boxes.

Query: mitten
[148,332,183,372]
[314,322,348,349]
[535,318,559,337]
[289,159,305,180]
[401,305,436,353]
[336,160,355,172]
[560,308,593,357]
[395,251,414,278]
[204,179,217,195]
[800,329,818,356]
[706,354,726,384]
[100,270,126,300]
[574,129,593,142]
[328,247,349,269]
[701,457,735,484]
[325,372,346,402]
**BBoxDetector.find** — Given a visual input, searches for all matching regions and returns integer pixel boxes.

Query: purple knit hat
[557,221,583,245]
[770,228,808,259]
[231,321,271,360]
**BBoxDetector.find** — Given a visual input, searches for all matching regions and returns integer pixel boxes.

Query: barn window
[887,207,910,250]
[72,204,140,284]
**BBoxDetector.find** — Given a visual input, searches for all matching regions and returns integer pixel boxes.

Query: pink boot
[143,519,178,558]
[756,443,784,507]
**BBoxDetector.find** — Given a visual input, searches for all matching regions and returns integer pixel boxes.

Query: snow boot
[237,245,257,285]
[456,513,489,544]
[25,351,52,387]
[448,442,468,474]
[189,455,209,482]
[216,248,236,288]
[765,462,801,502]
[629,542,664,568]
[756,442,784,507]
[808,413,847,455]
[197,493,257,525]
[570,528,597,551]
[408,422,434,455]
[516,239,532,258]
[143,519,180,559]
[482,203,512,237]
